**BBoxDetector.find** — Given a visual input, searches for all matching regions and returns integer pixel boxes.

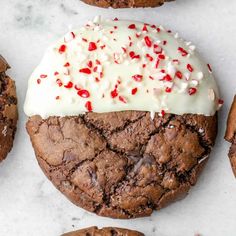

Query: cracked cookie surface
[0,55,18,162]
[27,111,217,218]
[81,0,173,8]
[62,226,144,236]
[225,96,236,177]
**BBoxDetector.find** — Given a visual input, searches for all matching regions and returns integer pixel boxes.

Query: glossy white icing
[24,17,221,118]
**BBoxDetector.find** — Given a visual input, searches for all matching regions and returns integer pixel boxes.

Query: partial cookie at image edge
[225,95,236,177]
[0,55,18,162]
[62,226,144,236]
[81,0,174,8]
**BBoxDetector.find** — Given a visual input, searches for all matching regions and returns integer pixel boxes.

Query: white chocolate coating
[24,17,222,118]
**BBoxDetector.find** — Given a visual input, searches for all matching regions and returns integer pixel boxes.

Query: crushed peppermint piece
[119,96,127,103]
[175,71,182,79]
[59,44,66,54]
[207,64,212,73]
[40,74,47,78]
[208,89,215,101]
[129,51,140,60]
[144,36,152,47]
[111,89,118,98]
[132,74,143,82]
[165,87,172,93]
[187,64,194,72]
[131,87,138,95]
[218,99,224,105]
[64,82,73,89]
[188,87,197,95]
[88,42,97,51]
[56,79,63,87]
[79,68,91,74]
[178,47,188,56]
[85,101,93,111]
[128,24,136,29]
[78,89,90,98]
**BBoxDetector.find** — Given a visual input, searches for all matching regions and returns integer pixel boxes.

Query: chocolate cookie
[225,96,236,177]
[25,18,221,218]
[62,226,144,236]
[0,55,17,162]
[27,112,217,218]
[81,0,173,8]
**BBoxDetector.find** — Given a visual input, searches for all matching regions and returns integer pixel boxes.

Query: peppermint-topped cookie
[25,18,221,219]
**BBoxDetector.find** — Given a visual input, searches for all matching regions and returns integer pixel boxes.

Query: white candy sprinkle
[208,89,215,101]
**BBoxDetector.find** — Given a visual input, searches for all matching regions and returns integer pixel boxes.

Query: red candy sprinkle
[131,88,138,95]
[161,110,166,117]
[87,61,93,68]
[163,40,167,45]
[158,54,165,60]
[175,71,183,79]
[111,89,118,98]
[54,72,59,76]
[37,79,41,84]
[142,25,148,32]
[121,47,127,53]
[129,51,140,60]
[55,96,60,100]
[56,79,63,87]
[64,62,70,67]
[85,101,93,112]
[79,68,91,74]
[132,74,143,82]
[188,87,197,95]
[128,24,136,29]
[77,89,90,98]
[187,64,194,72]
[163,74,172,81]
[64,82,73,89]
[207,64,212,72]
[146,54,153,61]
[165,87,172,93]
[155,59,160,69]
[59,44,66,54]
[40,74,47,78]
[96,59,101,65]
[144,36,152,47]
[88,42,97,51]
[119,96,127,104]
[178,47,188,57]
[218,99,224,105]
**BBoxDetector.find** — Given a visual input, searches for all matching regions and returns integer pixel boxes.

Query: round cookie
[62,227,144,236]
[25,18,221,218]
[0,55,17,162]
[81,0,173,8]
[225,95,236,177]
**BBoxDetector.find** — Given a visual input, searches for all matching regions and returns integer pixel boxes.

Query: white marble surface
[0,0,235,235]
